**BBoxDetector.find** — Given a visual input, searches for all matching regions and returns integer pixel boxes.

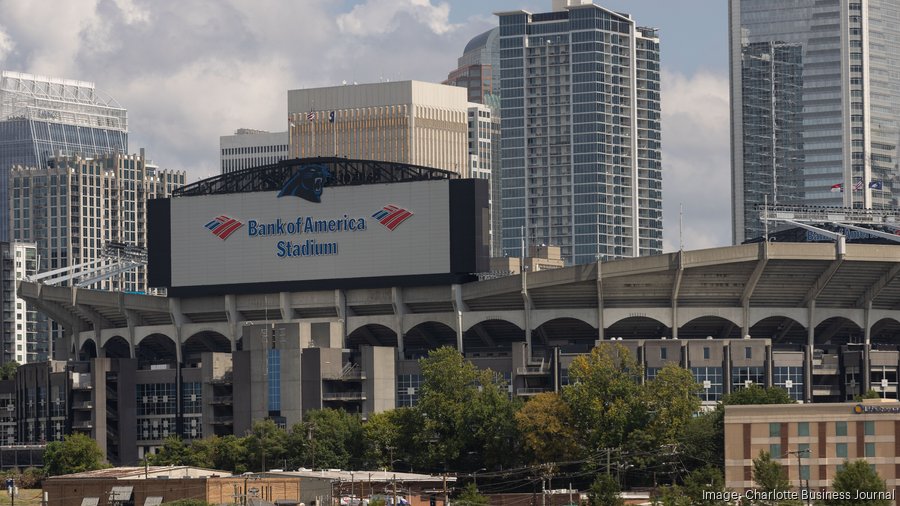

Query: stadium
[14,157,900,464]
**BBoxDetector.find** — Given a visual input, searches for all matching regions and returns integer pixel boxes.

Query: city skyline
[0,0,730,252]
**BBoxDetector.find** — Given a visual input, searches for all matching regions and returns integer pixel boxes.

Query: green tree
[514,392,580,464]
[678,408,724,471]
[751,451,799,506]
[587,474,623,506]
[43,433,108,476]
[456,483,488,506]
[824,460,891,506]
[363,408,419,470]
[289,409,364,470]
[563,344,645,454]
[414,347,480,470]
[214,435,249,474]
[461,368,523,470]
[680,466,729,506]
[148,436,191,466]
[722,385,795,406]
[853,389,880,402]
[244,419,287,472]
[0,361,19,380]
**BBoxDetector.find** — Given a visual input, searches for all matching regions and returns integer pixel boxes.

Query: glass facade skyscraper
[498,1,662,264]
[0,71,128,241]
[730,0,900,243]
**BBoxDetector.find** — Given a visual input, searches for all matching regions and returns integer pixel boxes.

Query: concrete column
[805,302,815,403]
[863,302,872,393]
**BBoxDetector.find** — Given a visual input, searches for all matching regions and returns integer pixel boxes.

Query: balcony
[516,365,550,376]
[322,391,366,401]
[516,387,550,396]
[72,401,94,410]
[211,416,233,425]
[72,420,93,430]
[210,395,233,405]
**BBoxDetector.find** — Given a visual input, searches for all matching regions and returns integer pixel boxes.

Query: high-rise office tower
[0,71,128,242]
[220,129,289,174]
[730,0,900,243]
[498,0,663,264]
[447,27,504,257]
[288,81,470,177]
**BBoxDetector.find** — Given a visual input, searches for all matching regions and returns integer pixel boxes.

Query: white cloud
[660,69,732,252]
[112,0,151,25]
[0,26,13,62]
[337,0,459,36]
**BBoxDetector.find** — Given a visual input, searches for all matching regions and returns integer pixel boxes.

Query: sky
[0,0,731,252]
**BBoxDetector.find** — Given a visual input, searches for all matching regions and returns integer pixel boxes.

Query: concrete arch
[679,315,742,340]
[533,317,598,354]
[811,309,864,329]
[462,311,525,333]
[748,308,808,328]
[677,308,742,329]
[604,309,672,329]
[135,325,178,345]
[463,319,525,352]
[403,321,457,358]
[749,316,807,345]
[870,317,900,346]
[403,313,457,334]
[79,339,98,361]
[102,335,131,359]
[136,333,178,369]
[813,316,863,347]
[531,309,596,330]
[346,315,395,337]
[182,330,231,363]
[182,323,234,343]
[347,323,398,350]
[606,316,671,340]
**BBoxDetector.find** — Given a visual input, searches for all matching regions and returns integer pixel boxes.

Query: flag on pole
[869,180,883,190]
[853,179,864,191]
[307,111,316,121]
[830,183,843,193]
[329,111,336,123]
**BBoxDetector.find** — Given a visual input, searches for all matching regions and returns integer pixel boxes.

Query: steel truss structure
[174,157,459,197]
[758,204,900,244]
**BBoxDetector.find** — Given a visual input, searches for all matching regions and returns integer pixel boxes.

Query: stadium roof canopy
[174,157,459,197]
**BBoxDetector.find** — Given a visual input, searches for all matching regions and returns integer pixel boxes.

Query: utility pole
[393,474,398,506]
[443,473,448,506]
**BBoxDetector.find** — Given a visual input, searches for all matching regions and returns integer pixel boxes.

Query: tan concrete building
[43,466,302,506]
[725,399,900,498]
[288,81,469,176]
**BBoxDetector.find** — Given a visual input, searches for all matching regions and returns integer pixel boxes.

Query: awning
[108,485,134,501]
[81,498,100,506]
[144,497,164,506]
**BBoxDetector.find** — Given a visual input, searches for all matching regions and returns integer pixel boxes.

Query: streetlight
[785,448,811,505]
[473,468,486,488]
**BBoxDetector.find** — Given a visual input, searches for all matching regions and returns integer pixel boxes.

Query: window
[660,347,667,360]
[865,442,875,457]
[745,347,752,359]
[836,422,847,436]
[703,347,710,360]
[798,422,809,437]
[864,421,875,435]
[770,444,781,458]
[770,423,781,437]
[800,465,810,481]
[836,443,848,458]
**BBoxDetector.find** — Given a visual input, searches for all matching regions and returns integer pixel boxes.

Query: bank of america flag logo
[205,216,244,240]
[372,205,413,231]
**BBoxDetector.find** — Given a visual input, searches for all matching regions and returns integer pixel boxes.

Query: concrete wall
[362,345,396,415]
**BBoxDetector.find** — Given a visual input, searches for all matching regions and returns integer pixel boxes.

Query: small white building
[220,128,290,174]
